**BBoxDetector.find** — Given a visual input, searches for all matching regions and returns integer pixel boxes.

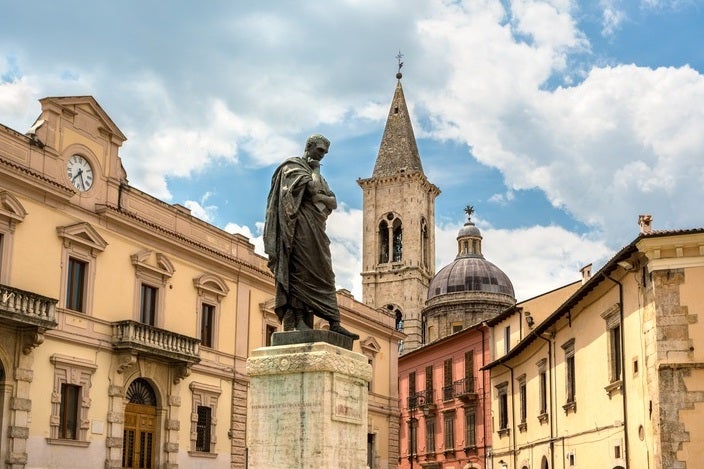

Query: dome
[426,210,515,301]
[427,256,515,300]
[457,223,481,238]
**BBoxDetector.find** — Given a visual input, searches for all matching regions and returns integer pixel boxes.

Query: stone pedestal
[246,341,371,469]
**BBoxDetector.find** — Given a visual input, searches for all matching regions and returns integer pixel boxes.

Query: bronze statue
[264,134,359,340]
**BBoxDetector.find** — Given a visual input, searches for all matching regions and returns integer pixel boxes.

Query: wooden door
[122,403,156,469]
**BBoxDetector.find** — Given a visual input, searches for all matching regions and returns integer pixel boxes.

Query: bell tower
[357,64,440,353]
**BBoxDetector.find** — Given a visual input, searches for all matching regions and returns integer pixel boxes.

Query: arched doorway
[541,455,549,469]
[122,378,157,469]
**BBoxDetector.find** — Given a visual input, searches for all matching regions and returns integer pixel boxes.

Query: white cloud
[183,193,217,223]
[417,2,704,243]
[600,0,627,36]
[327,205,364,299]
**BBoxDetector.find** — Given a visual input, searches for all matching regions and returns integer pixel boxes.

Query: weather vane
[396,50,404,79]
[464,204,475,221]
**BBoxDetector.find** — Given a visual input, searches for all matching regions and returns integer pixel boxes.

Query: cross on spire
[396,51,404,79]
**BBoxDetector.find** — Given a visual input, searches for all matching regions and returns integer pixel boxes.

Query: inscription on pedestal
[333,374,363,424]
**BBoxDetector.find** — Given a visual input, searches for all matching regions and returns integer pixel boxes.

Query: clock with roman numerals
[66,154,94,192]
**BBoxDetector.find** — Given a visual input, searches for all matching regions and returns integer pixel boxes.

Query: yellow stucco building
[0,96,402,468]
[485,216,704,469]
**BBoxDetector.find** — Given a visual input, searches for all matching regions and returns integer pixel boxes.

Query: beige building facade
[0,96,402,468]
[485,217,704,469]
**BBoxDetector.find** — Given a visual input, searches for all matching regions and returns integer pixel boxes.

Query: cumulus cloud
[417,1,704,245]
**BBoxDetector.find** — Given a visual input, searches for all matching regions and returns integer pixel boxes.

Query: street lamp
[498,460,508,469]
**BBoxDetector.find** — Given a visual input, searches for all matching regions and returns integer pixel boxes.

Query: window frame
[602,304,623,396]
[443,358,453,401]
[131,250,174,328]
[537,358,548,423]
[57,222,107,316]
[562,338,577,413]
[189,382,221,456]
[425,417,436,454]
[443,410,455,454]
[193,273,229,350]
[48,354,97,446]
[496,382,509,437]
[464,408,476,449]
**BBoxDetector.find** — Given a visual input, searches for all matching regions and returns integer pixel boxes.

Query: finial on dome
[396,50,404,80]
[464,204,475,223]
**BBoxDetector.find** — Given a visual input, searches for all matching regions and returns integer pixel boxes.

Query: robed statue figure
[263,134,359,340]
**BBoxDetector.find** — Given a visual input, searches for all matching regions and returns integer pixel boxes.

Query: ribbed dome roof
[428,256,515,300]
[427,211,515,301]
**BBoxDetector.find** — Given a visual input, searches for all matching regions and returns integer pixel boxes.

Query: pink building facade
[398,325,490,469]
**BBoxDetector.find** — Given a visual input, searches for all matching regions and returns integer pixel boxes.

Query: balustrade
[112,320,200,364]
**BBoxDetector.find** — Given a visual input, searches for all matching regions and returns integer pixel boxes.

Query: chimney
[638,214,653,234]
[580,264,592,284]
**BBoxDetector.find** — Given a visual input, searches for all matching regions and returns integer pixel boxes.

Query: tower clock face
[66,155,94,192]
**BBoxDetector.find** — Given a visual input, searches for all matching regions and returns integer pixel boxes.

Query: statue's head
[305,134,330,152]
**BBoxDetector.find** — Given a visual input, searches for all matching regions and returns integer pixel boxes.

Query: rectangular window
[539,369,547,414]
[464,350,475,393]
[408,371,416,408]
[443,411,455,451]
[520,380,527,423]
[464,409,476,448]
[425,418,435,453]
[610,324,622,382]
[195,405,212,452]
[498,384,508,430]
[563,339,576,410]
[566,354,576,402]
[60,383,81,440]
[201,303,215,347]
[408,418,418,456]
[66,257,87,312]
[140,284,158,326]
[504,325,511,354]
[425,365,433,398]
[443,358,453,400]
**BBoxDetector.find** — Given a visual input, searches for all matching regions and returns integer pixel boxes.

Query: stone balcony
[112,320,201,382]
[0,283,58,353]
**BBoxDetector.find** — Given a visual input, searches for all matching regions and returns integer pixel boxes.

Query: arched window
[541,455,549,469]
[126,378,157,405]
[392,218,402,262]
[378,220,389,263]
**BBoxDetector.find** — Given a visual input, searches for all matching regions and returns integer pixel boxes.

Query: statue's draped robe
[263,157,339,323]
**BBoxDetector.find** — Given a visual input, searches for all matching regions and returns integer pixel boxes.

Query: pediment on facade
[40,96,126,143]
[56,222,108,254]
[0,191,28,224]
[130,250,175,278]
[193,273,230,301]
[361,336,381,356]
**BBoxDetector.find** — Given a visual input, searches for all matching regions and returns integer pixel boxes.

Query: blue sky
[1,0,703,301]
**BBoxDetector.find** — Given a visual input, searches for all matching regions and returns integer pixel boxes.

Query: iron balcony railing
[408,388,435,409]
[442,377,477,401]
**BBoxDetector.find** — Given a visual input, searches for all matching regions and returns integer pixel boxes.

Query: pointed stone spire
[372,75,424,178]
